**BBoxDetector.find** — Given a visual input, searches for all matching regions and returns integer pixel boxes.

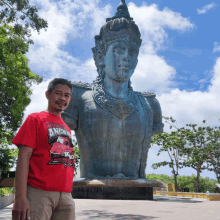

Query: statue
[62,0,164,179]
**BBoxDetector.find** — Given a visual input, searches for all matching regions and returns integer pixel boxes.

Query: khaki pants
[27,184,75,220]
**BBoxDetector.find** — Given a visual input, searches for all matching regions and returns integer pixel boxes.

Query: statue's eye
[129,49,138,57]
[114,47,125,54]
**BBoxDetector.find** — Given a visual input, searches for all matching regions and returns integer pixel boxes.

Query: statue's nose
[122,49,130,62]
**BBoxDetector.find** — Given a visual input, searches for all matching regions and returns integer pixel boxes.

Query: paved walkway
[0,195,219,220]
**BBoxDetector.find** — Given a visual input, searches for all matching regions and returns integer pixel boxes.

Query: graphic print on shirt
[46,123,75,168]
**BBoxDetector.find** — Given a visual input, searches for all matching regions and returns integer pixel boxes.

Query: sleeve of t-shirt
[12,115,38,149]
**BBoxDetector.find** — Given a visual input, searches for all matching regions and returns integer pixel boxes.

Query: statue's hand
[61,112,77,130]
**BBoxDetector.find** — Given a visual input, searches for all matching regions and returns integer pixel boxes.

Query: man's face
[46,84,71,112]
[104,41,139,82]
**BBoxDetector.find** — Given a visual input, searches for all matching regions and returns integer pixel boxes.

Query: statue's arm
[62,85,79,130]
[147,95,164,134]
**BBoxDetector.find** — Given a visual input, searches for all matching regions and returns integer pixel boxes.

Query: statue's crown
[94,0,142,52]
[106,0,133,22]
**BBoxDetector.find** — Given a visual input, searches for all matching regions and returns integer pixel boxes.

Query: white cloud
[26,1,194,93]
[23,80,50,121]
[131,54,176,94]
[156,56,220,130]
[126,3,220,129]
[23,57,97,120]
[197,3,217,14]
[213,42,220,53]
[129,3,194,52]
[209,57,220,94]
[27,0,111,80]
[26,1,195,95]
[23,0,110,120]
[128,3,194,94]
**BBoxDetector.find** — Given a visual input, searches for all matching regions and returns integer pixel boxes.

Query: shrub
[146,174,218,193]
[146,174,174,184]
[0,187,15,197]
[177,175,217,193]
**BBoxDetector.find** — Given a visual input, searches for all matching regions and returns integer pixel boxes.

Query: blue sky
[7,0,220,179]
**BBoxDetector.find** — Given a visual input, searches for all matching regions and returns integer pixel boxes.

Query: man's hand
[12,197,31,220]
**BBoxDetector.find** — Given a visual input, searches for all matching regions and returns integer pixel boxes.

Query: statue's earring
[101,70,105,79]
[98,52,105,66]
[134,59,138,69]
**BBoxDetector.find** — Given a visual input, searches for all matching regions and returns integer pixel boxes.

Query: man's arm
[15,145,33,198]
[12,145,33,220]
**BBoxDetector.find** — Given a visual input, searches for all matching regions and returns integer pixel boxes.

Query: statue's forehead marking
[106,41,139,50]
[109,42,139,51]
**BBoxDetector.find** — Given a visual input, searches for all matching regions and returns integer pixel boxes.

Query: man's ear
[45,91,50,100]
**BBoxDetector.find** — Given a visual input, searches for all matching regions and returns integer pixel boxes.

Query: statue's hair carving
[92,17,141,88]
[107,17,130,31]
[92,0,141,88]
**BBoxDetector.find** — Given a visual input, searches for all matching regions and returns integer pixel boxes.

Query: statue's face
[104,41,139,82]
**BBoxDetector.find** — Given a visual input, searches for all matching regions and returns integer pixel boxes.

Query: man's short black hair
[47,78,72,93]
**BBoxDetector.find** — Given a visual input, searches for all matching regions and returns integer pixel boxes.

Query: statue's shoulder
[135,91,156,98]
[135,91,160,111]
[137,91,163,133]
[71,81,92,90]
[141,91,156,98]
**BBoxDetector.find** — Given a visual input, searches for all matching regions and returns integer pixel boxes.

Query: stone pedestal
[72,178,166,200]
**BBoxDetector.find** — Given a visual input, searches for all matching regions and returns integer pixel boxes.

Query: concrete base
[72,186,153,200]
[71,178,166,200]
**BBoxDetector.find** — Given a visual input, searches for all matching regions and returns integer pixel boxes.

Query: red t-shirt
[12,111,75,192]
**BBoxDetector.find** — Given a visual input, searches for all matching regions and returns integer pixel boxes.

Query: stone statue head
[92,0,142,86]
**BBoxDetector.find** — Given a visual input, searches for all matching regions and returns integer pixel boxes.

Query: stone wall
[0,193,14,209]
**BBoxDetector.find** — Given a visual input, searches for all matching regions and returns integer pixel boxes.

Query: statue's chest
[77,90,152,141]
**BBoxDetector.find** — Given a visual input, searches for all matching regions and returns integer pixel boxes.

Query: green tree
[0,24,42,142]
[0,0,47,172]
[146,174,174,184]
[157,117,216,192]
[177,175,217,193]
[182,121,213,192]
[0,147,18,172]
[0,24,42,171]
[151,117,186,192]
[151,131,186,192]
[206,123,220,183]
[146,174,218,193]
[0,0,48,45]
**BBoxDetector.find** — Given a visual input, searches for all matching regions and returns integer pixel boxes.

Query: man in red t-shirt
[12,78,75,220]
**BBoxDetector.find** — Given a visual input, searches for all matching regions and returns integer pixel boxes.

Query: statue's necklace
[92,82,139,119]
[103,86,132,101]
